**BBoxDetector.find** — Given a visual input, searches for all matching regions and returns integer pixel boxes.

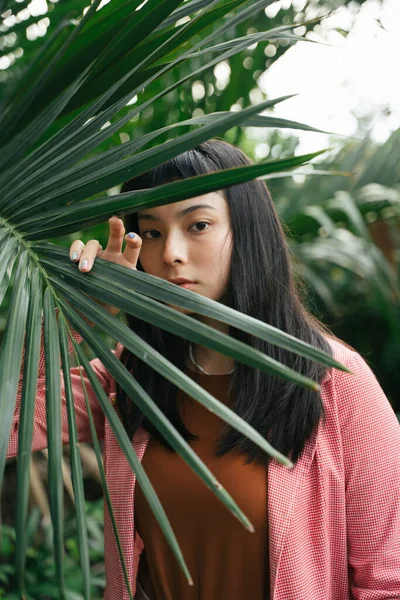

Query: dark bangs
[116,139,333,466]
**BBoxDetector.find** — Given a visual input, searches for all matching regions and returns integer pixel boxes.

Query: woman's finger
[70,240,85,262]
[123,232,142,268]
[105,216,125,254]
[79,239,102,272]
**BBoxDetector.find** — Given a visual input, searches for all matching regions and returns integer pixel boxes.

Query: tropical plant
[0,0,347,597]
[0,500,105,600]
[266,127,400,319]
[267,128,400,411]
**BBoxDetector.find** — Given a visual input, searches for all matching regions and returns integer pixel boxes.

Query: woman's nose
[162,233,188,265]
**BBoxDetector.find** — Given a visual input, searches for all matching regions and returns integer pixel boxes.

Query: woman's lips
[179,282,196,290]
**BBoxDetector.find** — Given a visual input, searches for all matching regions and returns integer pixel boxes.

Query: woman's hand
[69,216,142,317]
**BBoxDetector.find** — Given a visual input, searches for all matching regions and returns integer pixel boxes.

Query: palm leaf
[59,319,91,600]
[0,251,29,490]
[43,288,65,597]
[0,0,347,593]
[0,3,284,206]
[14,269,42,595]
[67,328,195,587]
[72,341,135,600]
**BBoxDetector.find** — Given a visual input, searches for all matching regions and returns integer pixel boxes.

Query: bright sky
[257,0,400,155]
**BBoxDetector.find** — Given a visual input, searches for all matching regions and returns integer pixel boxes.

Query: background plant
[267,127,400,413]
[0,500,105,600]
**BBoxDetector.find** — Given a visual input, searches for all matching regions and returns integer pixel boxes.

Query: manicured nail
[71,251,78,261]
[81,259,89,270]
[127,232,135,238]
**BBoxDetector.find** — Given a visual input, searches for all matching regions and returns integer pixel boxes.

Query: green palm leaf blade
[52,274,293,469]
[73,0,255,111]
[42,0,184,112]
[0,0,104,140]
[0,228,9,243]
[81,0,151,35]
[27,107,327,215]
[0,68,90,172]
[47,264,318,391]
[9,94,292,221]
[162,0,219,24]
[0,251,29,491]
[190,112,331,135]
[0,0,217,170]
[87,0,184,79]
[2,0,278,207]
[6,99,294,209]
[58,296,270,531]
[43,288,65,597]
[188,28,305,59]
[57,0,152,81]
[0,237,19,307]
[20,151,323,236]
[35,254,317,391]
[58,319,91,600]
[36,245,347,373]
[70,341,134,600]
[44,0,274,123]
[110,0,245,73]
[14,268,42,594]
[64,316,194,588]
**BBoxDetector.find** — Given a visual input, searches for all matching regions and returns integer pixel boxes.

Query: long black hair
[116,139,333,465]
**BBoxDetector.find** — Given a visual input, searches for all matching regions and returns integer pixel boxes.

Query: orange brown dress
[134,368,270,599]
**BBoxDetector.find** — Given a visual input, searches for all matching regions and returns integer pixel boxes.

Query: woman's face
[137,191,232,314]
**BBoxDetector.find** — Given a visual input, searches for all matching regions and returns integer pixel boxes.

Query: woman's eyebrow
[137,203,217,222]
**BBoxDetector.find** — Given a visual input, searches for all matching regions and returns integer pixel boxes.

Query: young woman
[8,140,400,600]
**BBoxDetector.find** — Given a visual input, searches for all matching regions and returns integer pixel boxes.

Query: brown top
[134,368,269,600]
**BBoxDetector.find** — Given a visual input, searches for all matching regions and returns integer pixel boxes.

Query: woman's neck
[186,315,235,375]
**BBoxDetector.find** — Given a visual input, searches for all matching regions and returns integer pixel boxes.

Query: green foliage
[268,129,400,317]
[268,130,400,412]
[0,500,105,600]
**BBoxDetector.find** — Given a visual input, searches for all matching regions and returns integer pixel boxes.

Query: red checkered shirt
[8,337,400,599]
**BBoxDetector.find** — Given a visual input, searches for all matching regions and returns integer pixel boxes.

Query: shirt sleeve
[335,350,400,599]
[7,328,113,459]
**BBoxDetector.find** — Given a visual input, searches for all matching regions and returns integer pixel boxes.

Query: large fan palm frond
[0,1,346,597]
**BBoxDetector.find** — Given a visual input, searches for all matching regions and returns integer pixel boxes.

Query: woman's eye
[190,221,209,232]
[142,230,161,239]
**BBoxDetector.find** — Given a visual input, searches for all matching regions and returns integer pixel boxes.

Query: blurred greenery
[269,128,400,412]
[0,500,105,600]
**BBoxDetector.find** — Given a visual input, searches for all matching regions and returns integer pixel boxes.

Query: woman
[8,140,400,600]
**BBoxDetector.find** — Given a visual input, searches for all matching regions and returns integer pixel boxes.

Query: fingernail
[127,232,135,238]
[71,251,78,261]
[80,259,89,270]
